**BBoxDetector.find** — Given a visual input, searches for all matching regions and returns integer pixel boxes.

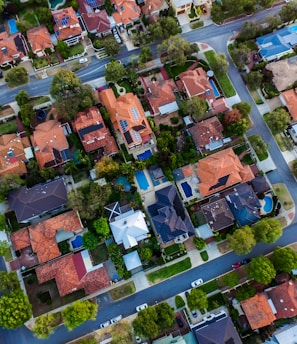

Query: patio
[9,246,38,271]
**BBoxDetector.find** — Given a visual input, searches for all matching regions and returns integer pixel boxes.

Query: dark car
[240,259,251,265]
[185,291,189,298]
[0,69,3,78]
[176,316,184,328]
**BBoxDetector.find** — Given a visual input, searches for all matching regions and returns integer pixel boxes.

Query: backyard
[90,243,109,265]
[0,119,18,135]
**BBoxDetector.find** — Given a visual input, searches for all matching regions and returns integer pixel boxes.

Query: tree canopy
[104,61,126,82]
[253,218,282,243]
[32,313,60,339]
[93,217,110,239]
[187,288,208,311]
[0,289,32,329]
[82,231,99,250]
[95,156,120,181]
[179,97,208,119]
[248,256,276,285]
[111,321,134,344]
[149,17,182,40]
[279,2,297,23]
[15,90,29,106]
[61,300,98,331]
[5,67,28,86]
[0,271,20,294]
[271,246,297,273]
[266,108,290,134]
[212,53,229,74]
[102,37,121,56]
[0,174,24,202]
[227,226,256,255]
[235,284,256,301]
[244,71,263,90]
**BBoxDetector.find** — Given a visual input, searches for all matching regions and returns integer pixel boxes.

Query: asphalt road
[1,3,296,343]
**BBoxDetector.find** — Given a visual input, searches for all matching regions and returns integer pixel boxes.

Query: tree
[232,102,251,118]
[187,288,208,311]
[104,61,126,82]
[222,271,239,288]
[253,218,282,243]
[224,108,242,124]
[5,67,28,86]
[36,7,53,32]
[50,69,82,99]
[15,90,29,106]
[0,214,6,231]
[157,131,176,153]
[19,103,34,127]
[82,231,99,250]
[32,313,60,339]
[139,247,153,262]
[227,226,256,255]
[95,156,120,181]
[0,241,10,257]
[103,37,121,56]
[179,97,208,119]
[0,174,24,202]
[133,306,159,339]
[0,271,20,294]
[240,20,261,40]
[267,108,290,134]
[158,36,198,66]
[139,47,153,64]
[226,118,249,136]
[193,237,206,250]
[212,53,229,74]
[248,256,276,285]
[93,217,110,239]
[236,284,256,301]
[149,17,182,40]
[0,289,32,329]
[39,167,56,181]
[56,41,69,59]
[155,302,175,331]
[111,321,134,344]
[0,0,4,13]
[279,2,297,23]
[265,14,281,31]
[62,300,98,331]
[231,44,251,69]
[244,71,263,90]
[292,160,297,178]
[78,337,97,344]
[271,246,297,273]
[175,295,185,308]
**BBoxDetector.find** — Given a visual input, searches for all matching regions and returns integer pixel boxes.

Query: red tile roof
[179,68,213,99]
[211,97,229,115]
[241,293,276,330]
[182,165,193,178]
[72,106,118,154]
[11,228,30,251]
[27,26,53,55]
[196,148,255,197]
[281,89,297,122]
[36,252,110,296]
[52,7,82,42]
[111,0,141,26]
[0,32,24,66]
[142,0,164,15]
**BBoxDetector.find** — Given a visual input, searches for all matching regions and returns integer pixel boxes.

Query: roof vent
[280,299,284,303]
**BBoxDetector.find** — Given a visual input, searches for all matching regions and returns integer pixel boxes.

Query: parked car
[176,316,184,328]
[99,320,111,328]
[0,69,3,78]
[136,303,148,312]
[135,336,142,343]
[185,291,190,298]
[79,57,88,64]
[191,278,203,288]
[110,315,122,324]
[231,262,241,269]
[191,309,198,318]
[241,259,251,265]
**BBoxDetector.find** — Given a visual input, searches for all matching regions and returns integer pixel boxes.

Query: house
[36,250,110,296]
[11,210,83,265]
[147,185,195,244]
[280,88,297,121]
[196,148,255,197]
[188,116,224,151]
[225,183,261,227]
[123,250,142,273]
[271,323,297,344]
[30,120,71,169]
[241,293,276,330]
[52,7,83,45]
[256,27,297,62]
[146,79,179,116]
[153,334,186,344]
[141,0,167,16]
[72,106,118,155]
[77,0,111,37]
[265,280,297,320]
[170,0,192,15]
[201,198,234,232]
[100,89,155,158]
[109,209,149,249]
[7,178,68,223]
[192,312,242,344]
[251,175,270,195]
[27,26,54,57]
[266,58,297,92]
[0,31,27,67]
[0,134,33,176]
[111,0,141,27]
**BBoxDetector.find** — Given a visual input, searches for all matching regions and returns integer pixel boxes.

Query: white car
[191,278,203,288]
[99,320,111,328]
[135,336,142,343]
[110,315,122,324]
[79,57,88,64]
[136,303,148,312]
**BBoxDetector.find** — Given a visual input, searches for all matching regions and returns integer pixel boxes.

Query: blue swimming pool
[289,25,297,33]
[135,170,149,190]
[137,149,152,161]
[117,176,131,192]
[209,79,220,98]
[71,235,83,249]
[263,195,273,213]
[181,181,193,198]
[8,19,18,35]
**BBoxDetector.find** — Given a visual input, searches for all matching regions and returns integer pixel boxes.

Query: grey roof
[123,250,142,271]
[7,178,68,222]
[250,176,270,194]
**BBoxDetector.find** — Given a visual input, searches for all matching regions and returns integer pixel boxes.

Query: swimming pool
[70,235,83,249]
[8,19,18,35]
[117,176,131,192]
[137,149,152,161]
[181,181,193,198]
[209,79,220,98]
[135,170,149,190]
[263,195,273,213]
[289,25,297,33]
[49,0,65,9]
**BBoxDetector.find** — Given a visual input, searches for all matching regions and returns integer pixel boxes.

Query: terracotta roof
[266,280,297,320]
[211,97,229,115]
[72,106,118,154]
[30,120,69,169]
[77,0,110,34]
[29,210,83,264]
[182,164,193,178]
[0,134,30,175]
[100,89,153,148]
[111,0,141,26]
[142,0,164,15]
[189,117,223,149]
[27,26,53,54]
[36,252,110,296]
[0,32,23,66]
[11,228,30,251]
[201,198,234,231]
[146,79,177,115]
[196,148,255,197]
[52,7,82,41]
[281,89,297,122]
[241,293,276,330]
[179,68,214,99]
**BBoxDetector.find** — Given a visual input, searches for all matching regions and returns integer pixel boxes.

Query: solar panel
[119,119,128,132]
[55,17,59,24]
[56,30,60,36]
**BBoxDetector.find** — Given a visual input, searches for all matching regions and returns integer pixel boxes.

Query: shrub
[170,117,179,125]
[194,237,206,250]
[175,295,185,308]
[200,251,208,261]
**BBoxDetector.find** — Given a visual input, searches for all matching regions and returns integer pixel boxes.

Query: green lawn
[33,58,49,69]
[164,243,180,256]
[118,80,133,93]
[204,50,236,98]
[165,61,196,79]
[198,279,219,294]
[69,43,84,56]
[0,120,18,135]
[248,135,268,161]
[147,258,192,284]
[207,293,226,311]
[90,243,109,264]
[29,96,51,107]
[109,281,135,300]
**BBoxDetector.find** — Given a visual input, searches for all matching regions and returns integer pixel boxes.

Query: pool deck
[259,192,273,215]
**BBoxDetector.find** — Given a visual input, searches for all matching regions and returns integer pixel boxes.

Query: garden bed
[0,119,18,135]
[109,281,135,300]
[90,243,109,264]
